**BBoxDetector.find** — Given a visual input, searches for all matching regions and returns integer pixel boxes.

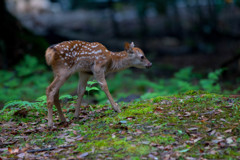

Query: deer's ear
[125,42,134,54]
[124,42,130,51]
[130,42,135,48]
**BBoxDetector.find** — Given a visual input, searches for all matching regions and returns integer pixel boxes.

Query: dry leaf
[8,147,20,154]
[224,129,232,133]
[226,137,233,144]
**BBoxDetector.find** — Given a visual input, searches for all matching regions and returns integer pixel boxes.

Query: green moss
[145,135,175,144]
[127,145,150,155]
[76,138,131,154]
[183,90,207,95]
[118,103,153,118]
[152,96,172,103]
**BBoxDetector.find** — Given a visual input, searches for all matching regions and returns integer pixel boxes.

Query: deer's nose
[146,62,152,69]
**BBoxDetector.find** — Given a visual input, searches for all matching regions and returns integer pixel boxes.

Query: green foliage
[15,55,46,77]
[0,54,235,109]
[0,55,50,103]
[174,67,193,81]
[94,67,233,103]
[200,69,224,93]
[86,80,99,92]
[0,55,79,104]
[0,94,78,121]
[0,97,47,121]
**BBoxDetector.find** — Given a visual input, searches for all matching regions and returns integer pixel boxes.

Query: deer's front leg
[93,69,121,113]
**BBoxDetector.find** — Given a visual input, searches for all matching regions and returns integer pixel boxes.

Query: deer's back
[50,41,111,74]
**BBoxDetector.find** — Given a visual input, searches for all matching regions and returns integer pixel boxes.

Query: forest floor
[0,91,240,159]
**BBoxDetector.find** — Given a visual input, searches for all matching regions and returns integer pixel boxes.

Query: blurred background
[1,0,240,106]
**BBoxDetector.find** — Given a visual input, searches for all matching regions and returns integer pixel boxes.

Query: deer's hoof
[114,107,121,113]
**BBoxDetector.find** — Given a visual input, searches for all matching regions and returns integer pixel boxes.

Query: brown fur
[45,47,56,65]
[45,41,152,127]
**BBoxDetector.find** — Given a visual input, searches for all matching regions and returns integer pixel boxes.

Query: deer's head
[125,42,152,69]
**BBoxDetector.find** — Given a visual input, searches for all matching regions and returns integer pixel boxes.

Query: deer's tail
[45,45,56,66]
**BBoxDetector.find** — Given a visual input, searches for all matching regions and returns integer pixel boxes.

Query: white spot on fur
[91,44,98,48]
[94,49,102,54]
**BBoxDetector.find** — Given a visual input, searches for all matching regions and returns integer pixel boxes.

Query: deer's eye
[140,56,144,59]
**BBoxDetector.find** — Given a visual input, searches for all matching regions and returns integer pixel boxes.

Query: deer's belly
[73,60,94,72]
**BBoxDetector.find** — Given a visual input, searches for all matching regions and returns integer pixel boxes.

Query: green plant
[200,69,224,93]
[86,80,100,93]
[0,55,50,103]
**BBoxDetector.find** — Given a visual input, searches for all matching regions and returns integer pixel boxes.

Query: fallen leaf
[164,145,172,151]
[186,157,196,160]
[65,137,75,143]
[8,147,20,154]
[226,137,233,144]
[119,120,127,124]
[209,150,217,154]
[148,153,158,160]
[126,116,135,120]
[193,137,202,143]
[188,127,198,131]
[210,130,216,136]
[17,152,25,158]
[76,136,84,141]
[136,129,142,134]
[73,130,78,135]
[184,112,191,117]
[218,142,226,148]
[224,129,232,133]
[112,134,116,139]
[77,152,88,159]
[127,136,133,140]
[220,118,226,122]
[141,141,150,145]
[178,148,190,153]
[206,128,212,132]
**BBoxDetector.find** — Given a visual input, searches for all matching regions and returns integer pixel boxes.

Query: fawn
[45,41,152,127]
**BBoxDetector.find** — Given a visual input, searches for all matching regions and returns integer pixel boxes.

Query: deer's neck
[109,51,131,72]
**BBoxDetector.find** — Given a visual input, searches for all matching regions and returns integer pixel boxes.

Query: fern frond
[60,95,73,100]
[0,100,33,113]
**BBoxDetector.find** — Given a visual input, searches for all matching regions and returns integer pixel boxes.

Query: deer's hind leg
[54,90,66,123]
[74,72,91,118]
[46,73,70,127]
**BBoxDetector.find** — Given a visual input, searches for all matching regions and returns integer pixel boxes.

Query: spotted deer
[45,41,152,127]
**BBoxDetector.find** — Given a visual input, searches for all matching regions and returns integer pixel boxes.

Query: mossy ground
[0,91,240,159]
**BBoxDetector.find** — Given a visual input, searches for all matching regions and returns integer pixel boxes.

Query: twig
[0,141,17,147]
[27,145,74,153]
